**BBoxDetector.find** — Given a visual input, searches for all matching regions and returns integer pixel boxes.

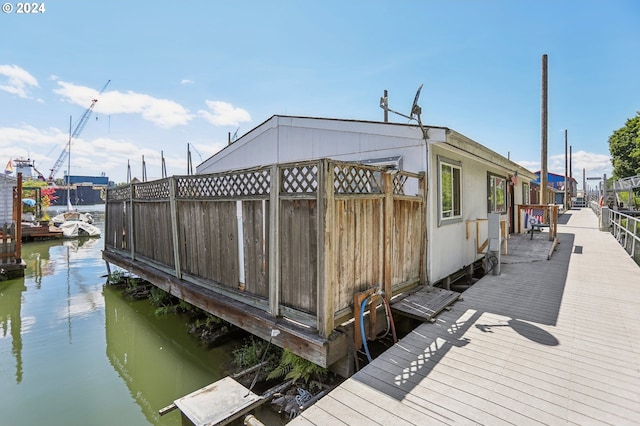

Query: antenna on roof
[379,84,428,139]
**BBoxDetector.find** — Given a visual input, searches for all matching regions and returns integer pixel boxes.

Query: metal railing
[609,209,640,262]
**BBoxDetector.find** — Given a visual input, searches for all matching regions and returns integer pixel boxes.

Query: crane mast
[48,80,111,182]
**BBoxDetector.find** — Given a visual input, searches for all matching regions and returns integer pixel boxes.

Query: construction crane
[48,80,111,182]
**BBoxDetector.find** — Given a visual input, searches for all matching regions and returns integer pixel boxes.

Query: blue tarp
[22,198,36,206]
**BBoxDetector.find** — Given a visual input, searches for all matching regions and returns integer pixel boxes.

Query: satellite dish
[380,84,424,121]
[410,84,423,119]
[379,84,428,140]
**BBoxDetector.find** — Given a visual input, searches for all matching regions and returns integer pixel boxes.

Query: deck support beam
[102,249,348,369]
[382,172,393,300]
[168,176,182,279]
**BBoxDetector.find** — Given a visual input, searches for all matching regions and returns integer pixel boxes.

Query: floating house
[197,116,537,284]
[103,115,536,371]
[0,173,26,278]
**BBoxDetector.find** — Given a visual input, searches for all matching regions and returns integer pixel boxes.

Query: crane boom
[48,80,111,181]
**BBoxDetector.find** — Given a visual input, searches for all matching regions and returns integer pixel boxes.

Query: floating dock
[290,208,640,425]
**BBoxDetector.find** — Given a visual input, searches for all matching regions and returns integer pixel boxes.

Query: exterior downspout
[424,131,431,286]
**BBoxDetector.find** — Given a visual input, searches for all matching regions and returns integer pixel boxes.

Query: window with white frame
[522,182,530,205]
[487,173,506,213]
[438,157,461,224]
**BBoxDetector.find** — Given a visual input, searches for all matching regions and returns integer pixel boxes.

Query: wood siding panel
[105,201,129,251]
[280,199,317,314]
[178,201,239,289]
[332,197,384,313]
[243,200,269,298]
[392,199,422,288]
[134,202,174,267]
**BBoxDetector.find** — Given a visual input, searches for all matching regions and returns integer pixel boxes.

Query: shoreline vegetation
[106,271,343,421]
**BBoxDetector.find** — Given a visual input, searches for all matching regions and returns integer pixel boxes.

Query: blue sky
[1,1,638,187]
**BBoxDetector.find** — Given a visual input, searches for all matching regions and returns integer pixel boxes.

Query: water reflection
[0,277,26,383]
[104,286,228,425]
[0,205,276,426]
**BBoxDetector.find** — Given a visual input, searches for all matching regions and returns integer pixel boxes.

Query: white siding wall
[427,144,518,283]
[0,176,15,226]
[197,116,446,179]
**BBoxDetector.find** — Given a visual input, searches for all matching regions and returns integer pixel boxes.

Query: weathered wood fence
[104,159,425,337]
[0,223,18,266]
[0,173,24,278]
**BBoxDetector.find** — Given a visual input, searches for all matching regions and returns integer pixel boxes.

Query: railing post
[382,171,393,299]
[130,182,136,261]
[15,172,22,262]
[103,191,109,251]
[600,206,610,231]
[317,159,335,338]
[632,219,637,258]
[168,176,182,279]
[268,164,280,317]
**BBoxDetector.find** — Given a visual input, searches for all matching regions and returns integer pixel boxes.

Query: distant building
[534,171,577,205]
[64,175,111,186]
[51,174,113,206]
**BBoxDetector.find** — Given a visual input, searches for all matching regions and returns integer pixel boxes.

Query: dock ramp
[391,286,460,322]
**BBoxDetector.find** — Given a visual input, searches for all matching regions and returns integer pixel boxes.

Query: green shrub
[267,349,328,385]
[107,270,124,285]
[232,337,280,370]
[149,287,173,307]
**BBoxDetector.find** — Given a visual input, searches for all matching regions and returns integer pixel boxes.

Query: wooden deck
[290,207,640,425]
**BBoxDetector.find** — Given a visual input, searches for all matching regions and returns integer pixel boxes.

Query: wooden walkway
[290,208,640,425]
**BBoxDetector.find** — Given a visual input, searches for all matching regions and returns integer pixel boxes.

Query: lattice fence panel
[134,180,170,200]
[393,174,409,195]
[281,164,318,194]
[176,169,271,199]
[107,185,131,201]
[333,164,382,194]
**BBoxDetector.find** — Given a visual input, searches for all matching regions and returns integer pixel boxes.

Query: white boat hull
[58,221,101,238]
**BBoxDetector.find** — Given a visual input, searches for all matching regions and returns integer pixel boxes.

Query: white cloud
[198,100,252,127]
[0,125,67,178]
[181,79,194,85]
[516,150,612,183]
[0,64,39,98]
[0,125,65,149]
[53,81,193,129]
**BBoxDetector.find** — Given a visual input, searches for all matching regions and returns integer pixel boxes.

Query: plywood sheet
[174,377,263,426]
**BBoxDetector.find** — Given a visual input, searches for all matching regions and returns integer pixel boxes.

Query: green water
[0,206,279,426]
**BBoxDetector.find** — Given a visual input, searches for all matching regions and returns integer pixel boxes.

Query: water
[0,206,253,426]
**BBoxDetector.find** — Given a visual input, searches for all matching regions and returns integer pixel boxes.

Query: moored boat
[57,220,101,238]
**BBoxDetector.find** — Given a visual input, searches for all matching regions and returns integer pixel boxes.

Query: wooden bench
[529,223,550,239]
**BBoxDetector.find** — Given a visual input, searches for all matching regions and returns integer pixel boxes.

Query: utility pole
[564,129,568,210]
[541,54,548,205]
[583,168,586,203]
[569,144,573,203]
